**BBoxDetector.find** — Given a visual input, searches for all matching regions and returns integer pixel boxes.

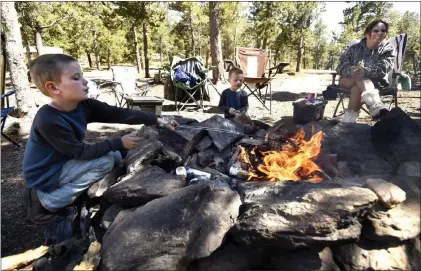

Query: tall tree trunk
[413,56,418,77]
[133,26,142,73]
[35,27,43,56]
[296,36,303,72]
[142,21,150,78]
[1,2,33,116]
[22,32,32,66]
[232,2,239,60]
[262,1,272,49]
[86,51,93,68]
[209,1,225,83]
[107,48,111,70]
[159,36,163,67]
[93,30,101,71]
[189,7,195,57]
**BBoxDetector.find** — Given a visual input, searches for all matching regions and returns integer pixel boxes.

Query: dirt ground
[1,70,420,257]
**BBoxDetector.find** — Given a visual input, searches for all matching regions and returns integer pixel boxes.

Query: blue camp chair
[1,90,21,147]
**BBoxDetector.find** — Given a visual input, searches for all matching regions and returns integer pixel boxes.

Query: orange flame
[239,128,324,183]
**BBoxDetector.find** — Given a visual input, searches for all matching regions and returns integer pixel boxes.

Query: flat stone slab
[104,166,186,208]
[231,180,378,251]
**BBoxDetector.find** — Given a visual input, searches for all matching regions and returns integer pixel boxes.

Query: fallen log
[1,245,48,271]
[73,241,101,271]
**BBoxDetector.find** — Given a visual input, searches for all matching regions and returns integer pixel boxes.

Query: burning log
[238,128,326,183]
[1,246,49,271]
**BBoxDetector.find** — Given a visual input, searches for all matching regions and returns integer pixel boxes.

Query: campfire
[237,128,325,183]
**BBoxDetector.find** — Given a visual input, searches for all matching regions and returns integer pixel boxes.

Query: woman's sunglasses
[372,29,387,33]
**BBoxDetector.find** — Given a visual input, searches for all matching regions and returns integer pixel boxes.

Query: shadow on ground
[264,91,307,102]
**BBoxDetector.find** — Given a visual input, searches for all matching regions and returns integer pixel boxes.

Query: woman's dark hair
[364,20,389,35]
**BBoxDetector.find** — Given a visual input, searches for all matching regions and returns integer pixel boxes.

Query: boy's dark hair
[229,67,244,78]
[364,20,389,35]
[29,54,78,97]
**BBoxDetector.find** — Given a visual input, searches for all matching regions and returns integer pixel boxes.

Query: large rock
[231,180,378,251]
[125,140,163,173]
[199,115,244,152]
[100,204,124,230]
[362,175,420,242]
[396,161,421,177]
[196,136,213,152]
[101,181,242,271]
[264,247,341,271]
[371,107,421,166]
[301,120,394,176]
[331,237,420,271]
[187,240,264,271]
[104,166,185,208]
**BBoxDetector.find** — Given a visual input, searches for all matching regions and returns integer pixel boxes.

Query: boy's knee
[97,154,115,172]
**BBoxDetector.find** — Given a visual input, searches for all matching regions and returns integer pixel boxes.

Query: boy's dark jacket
[218,88,248,118]
[22,99,158,192]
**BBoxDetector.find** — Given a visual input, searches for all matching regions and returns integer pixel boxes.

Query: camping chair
[1,90,21,147]
[169,56,216,112]
[235,47,282,114]
[327,34,408,118]
[104,66,150,107]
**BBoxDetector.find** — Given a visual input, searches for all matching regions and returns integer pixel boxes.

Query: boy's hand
[121,134,142,149]
[157,117,179,131]
[229,108,237,115]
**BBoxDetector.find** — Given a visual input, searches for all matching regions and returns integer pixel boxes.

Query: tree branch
[39,14,74,29]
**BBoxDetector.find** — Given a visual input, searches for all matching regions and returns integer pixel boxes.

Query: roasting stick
[177,125,245,135]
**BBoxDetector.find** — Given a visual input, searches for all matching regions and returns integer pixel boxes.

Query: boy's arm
[85,99,159,126]
[218,90,230,115]
[239,91,249,113]
[38,121,124,160]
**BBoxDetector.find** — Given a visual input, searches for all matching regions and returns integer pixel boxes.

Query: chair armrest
[1,90,16,99]
[330,72,338,85]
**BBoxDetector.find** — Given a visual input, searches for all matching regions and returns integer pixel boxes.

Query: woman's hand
[351,67,365,81]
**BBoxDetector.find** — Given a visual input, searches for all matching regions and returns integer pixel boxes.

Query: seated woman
[337,19,395,123]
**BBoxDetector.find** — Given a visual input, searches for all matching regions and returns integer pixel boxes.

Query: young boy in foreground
[23,54,178,224]
[218,68,248,119]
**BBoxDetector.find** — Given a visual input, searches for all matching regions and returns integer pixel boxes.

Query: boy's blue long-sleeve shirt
[22,98,158,192]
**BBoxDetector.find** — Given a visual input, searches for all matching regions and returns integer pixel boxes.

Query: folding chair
[235,47,280,114]
[86,79,100,99]
[103,66,150,107]
[1,90,21,147]
[327,34,408,118]
[169,56,216,111]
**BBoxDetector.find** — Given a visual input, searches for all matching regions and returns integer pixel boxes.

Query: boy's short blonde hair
[29,54,78,97]
[228,67,244,78]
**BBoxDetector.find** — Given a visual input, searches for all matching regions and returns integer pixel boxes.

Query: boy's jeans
[37,151,122,212]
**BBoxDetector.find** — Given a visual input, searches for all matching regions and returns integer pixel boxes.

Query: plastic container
[292,98,328,125]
